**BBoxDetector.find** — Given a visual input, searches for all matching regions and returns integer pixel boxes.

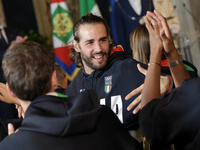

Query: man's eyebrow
[84,39,94,44]
[100,36,108,40]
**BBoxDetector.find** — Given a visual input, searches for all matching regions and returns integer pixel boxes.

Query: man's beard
[81,51,109,71]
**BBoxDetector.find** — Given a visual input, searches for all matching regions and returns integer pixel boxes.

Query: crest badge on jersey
[105,76,112,94]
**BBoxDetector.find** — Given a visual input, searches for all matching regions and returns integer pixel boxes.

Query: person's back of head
[130,24,150,64]
[2,41,55,101]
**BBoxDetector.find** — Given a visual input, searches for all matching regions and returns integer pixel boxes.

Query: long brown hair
[130,25,150,65]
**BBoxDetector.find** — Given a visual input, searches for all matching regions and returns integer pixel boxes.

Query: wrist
[165,48,180,62]
[150,52,162,64]
[167,56,183,67]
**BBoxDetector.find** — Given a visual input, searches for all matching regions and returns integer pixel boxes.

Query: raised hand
[145,12,163,61]
[125,64,171,114]
[8,35,28,50]
[146,10,177,59]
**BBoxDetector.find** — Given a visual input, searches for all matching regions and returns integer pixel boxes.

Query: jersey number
[100,95,123,123]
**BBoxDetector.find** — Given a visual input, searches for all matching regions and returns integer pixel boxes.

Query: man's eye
[86,41,93,45]
[100,39,107,43]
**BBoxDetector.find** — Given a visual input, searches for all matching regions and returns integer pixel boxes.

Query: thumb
[24,36,28,40]
[8,123,15,135]
[137,64,147,76]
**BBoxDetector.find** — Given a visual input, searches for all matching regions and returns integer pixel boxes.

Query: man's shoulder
[65,70,83,96]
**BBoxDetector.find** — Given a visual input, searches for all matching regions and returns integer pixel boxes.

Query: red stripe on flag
[51,0,65,4]
[54,46,72,66]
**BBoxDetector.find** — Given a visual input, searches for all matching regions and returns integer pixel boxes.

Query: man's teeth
[94,55,103,59]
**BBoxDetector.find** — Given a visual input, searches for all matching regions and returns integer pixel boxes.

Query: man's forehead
[79,23,107,41]
[79,23,107,32]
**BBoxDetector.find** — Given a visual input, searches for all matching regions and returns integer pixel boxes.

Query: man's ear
[73,40,80,52]
[108,36,112,43]
[6,83,17,99]
[51,70,58,91]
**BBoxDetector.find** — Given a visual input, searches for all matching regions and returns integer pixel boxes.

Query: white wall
[173,0,200,75]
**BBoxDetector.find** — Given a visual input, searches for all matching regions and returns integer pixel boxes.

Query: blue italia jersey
[65,46,146,130]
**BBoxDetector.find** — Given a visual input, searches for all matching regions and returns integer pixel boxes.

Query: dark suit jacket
[0,27,19,120]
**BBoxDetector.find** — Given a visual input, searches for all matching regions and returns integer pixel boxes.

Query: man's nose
[94,42,102,52]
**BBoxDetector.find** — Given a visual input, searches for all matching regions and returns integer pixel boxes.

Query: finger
[0,82,5,87]
[8,123,15,135]
[0,86,6,101]
[0,86,4,93]
[18,109,22,118]
[15,104,22,118]
[146,15,160,36]
[160,28,168,41]
[145,16,154,32]
[137,64,147,76]
[22,112,25,118]
[18,107,22,118]
[127,94,142,111]
[133,103,141,114]
[0,83,6,90]
[147,10,161,26]
[154,10,167,26]
[15,104,19,109]
[146,14,157,28]
[24,36,28,41]
[154,10,171,38]
[125,84,143,100]
[15,36,21,40]
[146,11,158,23]
[147,16,160,33]
[146,11,163,35]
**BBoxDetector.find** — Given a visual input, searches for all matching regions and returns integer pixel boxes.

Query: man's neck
[18,99,31,114]
[83,64,94,75]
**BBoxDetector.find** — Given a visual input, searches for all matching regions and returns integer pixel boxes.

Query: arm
[141,10,191,109]
[147,10,191,87]
[127,13,163,109]
[140,14,163,108]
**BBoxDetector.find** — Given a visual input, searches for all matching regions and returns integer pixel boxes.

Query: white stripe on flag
[51,3,58,14]
[59,2,69,10]
[53,35,73,48]
[51,2,69,14]
[53,36,64,48]
[91,5,102,16]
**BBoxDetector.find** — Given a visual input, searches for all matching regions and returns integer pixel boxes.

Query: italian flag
[51,0,80,81]
[79,0,102,17]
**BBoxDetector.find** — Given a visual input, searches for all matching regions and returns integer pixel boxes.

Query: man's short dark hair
[2,41,55,101]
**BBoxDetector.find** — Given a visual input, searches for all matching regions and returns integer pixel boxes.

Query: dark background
[2,0,38,34]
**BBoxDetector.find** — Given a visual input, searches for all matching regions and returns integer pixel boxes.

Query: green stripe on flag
[79,0,101,17]
[80,0,96,17]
